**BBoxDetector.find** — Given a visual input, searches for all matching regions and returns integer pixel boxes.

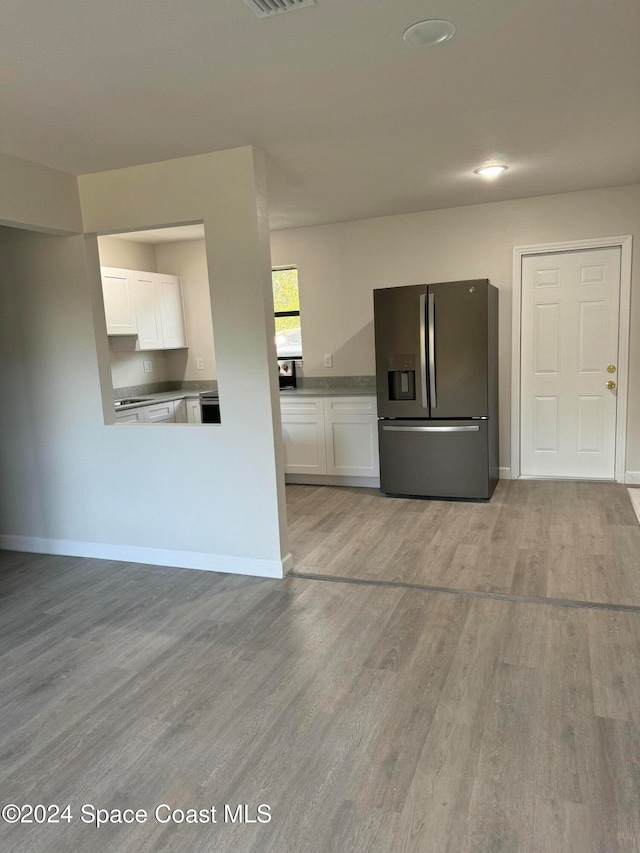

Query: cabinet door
[186,397,202,423]
[143,400,176,423]
[115,408,145,423]
[174,399,188,423]
[158,274,188,349]
[134,272,164,350]
[280,398,326,474]
[324,397,380,477]
[101,267,137,335]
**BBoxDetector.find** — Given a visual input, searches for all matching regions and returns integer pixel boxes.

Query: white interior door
[520,247,621,479]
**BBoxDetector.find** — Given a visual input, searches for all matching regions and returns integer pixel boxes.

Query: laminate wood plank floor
[2,550,640,851]
[287,480,640,607]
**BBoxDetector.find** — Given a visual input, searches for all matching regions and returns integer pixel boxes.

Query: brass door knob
[606,380,616,390]
[607,364,617,374]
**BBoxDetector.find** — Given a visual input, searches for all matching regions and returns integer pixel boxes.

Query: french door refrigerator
[374,279,499,500]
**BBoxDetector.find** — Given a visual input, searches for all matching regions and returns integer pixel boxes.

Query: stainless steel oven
[200,391,221,424]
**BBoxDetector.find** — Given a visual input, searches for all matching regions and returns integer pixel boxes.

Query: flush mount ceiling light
[402,19,456,46]
[474,164,509,178]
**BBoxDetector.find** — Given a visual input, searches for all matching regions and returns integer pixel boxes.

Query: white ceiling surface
[1,0,639,230]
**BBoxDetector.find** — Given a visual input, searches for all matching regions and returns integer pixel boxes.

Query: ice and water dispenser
[387,354,416,401]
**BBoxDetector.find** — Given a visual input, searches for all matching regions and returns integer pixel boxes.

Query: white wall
[0,228,112,540]
[271,184,640,475]
[107,338,173,391]
[97,235,157,271]
[0,146,289,578]
[154,240,217,382]
[0,150,82,234]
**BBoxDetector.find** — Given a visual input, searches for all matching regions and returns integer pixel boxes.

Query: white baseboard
[499,467,512,480]
[626,471,640,485]
[0,535,287,579]
[282,551,294,574]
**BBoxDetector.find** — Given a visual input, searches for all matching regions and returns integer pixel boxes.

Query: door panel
[374,283,428,419]
[158,275,187,349]
[281,415,327,474]
[533,396,558,451]
[520,247,620,478]
[134,273,163,350]
[378,419,490,499]
[428,280,489,418]
[101,267,136,335]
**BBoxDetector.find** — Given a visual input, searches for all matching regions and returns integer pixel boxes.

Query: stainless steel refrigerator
[374,279,499,500]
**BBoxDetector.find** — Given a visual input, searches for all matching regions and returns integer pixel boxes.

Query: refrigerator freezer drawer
[378,419,491,499]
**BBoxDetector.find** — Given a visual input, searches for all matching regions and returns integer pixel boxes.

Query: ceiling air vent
[242,0,316,18]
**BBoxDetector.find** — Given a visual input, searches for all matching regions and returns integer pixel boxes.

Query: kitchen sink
[114,398,148,407]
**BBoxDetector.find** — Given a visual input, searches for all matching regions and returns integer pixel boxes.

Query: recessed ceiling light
[403,20,456,46]
[474,165,509,178]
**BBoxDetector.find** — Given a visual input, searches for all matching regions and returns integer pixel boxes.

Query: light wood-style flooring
[2,514,640,851]
[287,480,640,607]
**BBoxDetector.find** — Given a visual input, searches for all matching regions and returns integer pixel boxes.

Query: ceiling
[2,0,639,230]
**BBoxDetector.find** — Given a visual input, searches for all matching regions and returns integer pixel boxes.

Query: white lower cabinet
[174,399,188,423]
[114,395,205,424]
[324,397,379,477]
[115,400,176,423]
[186,396,202,424]
[280,395,379,482]
[280,397,327,475]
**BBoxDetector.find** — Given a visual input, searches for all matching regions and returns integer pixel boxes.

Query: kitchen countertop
[114,390,207,411]
[279,385,376,396]
[115,384,376,410]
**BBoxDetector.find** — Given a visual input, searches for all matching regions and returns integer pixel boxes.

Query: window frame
[273,265,303,361]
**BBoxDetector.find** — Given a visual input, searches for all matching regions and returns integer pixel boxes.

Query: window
[273,266,302,359]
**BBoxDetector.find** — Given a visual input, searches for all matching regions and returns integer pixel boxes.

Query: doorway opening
[96,223,221,425]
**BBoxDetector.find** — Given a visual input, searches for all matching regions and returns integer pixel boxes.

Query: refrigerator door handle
[419,293,428,409]
[428,291,437,409]
[382,425,480,433]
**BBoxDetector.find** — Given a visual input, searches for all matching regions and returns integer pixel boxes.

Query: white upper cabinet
[101,267,137,335]
[100,266,188,349]
[132,271,188,351]
[134,271,164,349]
[157,274,188,349]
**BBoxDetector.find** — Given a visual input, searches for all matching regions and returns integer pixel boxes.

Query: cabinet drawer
[324,396,377,416]
[115,408,145,423]
[144,401,176,423]
[280,396,323,416]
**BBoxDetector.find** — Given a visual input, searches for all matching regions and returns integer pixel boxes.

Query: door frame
[511,235,632,483]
